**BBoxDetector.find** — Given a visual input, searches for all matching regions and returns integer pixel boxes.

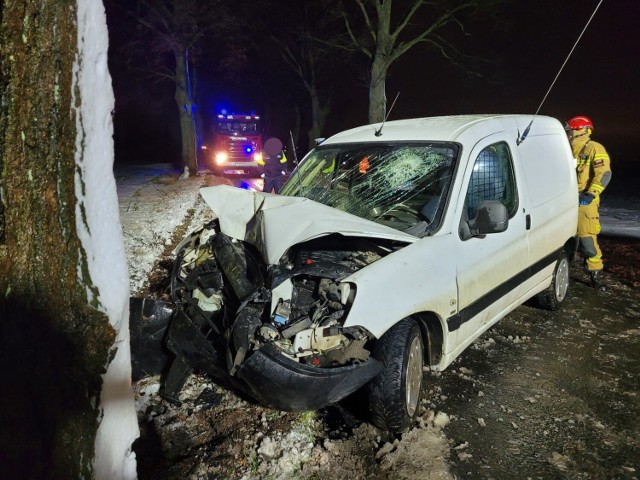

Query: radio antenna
[374,92,400,137]
[517,0,604,145]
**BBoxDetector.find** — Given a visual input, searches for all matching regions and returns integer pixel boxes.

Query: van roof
[322,114,564,145]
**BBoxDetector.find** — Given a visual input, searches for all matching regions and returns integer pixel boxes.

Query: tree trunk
[292,104,302,153]
[368,1,392,125]
[174,51,198,175]
[368,54,388,124]
[0,2,137,478]
[307,85,330,148]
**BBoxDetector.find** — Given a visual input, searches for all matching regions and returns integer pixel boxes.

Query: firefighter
[566,115,612,290]
[259,137,288,193]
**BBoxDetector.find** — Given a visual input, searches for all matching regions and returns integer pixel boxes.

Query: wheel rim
[405,335,423,417]
[555,257,569,301]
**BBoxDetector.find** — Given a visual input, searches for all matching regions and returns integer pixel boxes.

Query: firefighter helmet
[567,116,594,131]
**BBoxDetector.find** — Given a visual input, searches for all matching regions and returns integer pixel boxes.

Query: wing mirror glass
[461,200,509,240]
[471,200,509,235]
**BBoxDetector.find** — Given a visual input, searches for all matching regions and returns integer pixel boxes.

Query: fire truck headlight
[254,152,263,162]
[215,152,228,165]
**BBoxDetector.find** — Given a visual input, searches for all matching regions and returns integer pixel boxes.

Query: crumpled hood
[200,185,417,265]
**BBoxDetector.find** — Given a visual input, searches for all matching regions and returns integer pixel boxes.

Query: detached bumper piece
[129,297,175,381]
[237,344,382,412]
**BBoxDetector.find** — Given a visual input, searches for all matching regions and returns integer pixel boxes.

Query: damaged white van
[146,114,578,432]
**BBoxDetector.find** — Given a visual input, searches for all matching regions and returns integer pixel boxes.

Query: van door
[447,139,529,352]
[516,132,576,295]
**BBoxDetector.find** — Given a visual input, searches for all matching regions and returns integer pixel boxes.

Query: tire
[368,318,424,432]
[537,251,570,310]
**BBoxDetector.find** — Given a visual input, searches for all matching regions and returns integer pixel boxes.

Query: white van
[161,114,578,432]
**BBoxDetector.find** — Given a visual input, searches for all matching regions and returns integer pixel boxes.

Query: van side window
[463,143,518,220]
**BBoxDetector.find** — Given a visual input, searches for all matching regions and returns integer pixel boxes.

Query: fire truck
[205,113,263,176]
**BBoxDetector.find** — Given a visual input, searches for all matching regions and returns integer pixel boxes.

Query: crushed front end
[163,220,391,411]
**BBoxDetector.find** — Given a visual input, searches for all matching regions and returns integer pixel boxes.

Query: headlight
[215,152,228,165]
[254,152,263,162]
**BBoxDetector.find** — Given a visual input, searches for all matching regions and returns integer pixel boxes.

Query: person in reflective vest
[566,115,612,291]
[258,137,288,193]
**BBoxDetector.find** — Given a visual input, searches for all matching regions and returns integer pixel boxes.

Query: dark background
[105,0,639,194]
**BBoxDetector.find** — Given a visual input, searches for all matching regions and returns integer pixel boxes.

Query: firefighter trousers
[577,196,603,271]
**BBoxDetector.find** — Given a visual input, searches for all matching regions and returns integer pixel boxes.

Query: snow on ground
[116,164,221,294]
[600,200,640,239]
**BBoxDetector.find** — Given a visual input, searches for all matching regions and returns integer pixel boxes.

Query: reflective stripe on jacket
[574,140,611,196]
[262,152,287,177]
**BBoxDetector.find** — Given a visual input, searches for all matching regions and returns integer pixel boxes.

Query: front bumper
[131,298,382,411]
[237,344,382,411]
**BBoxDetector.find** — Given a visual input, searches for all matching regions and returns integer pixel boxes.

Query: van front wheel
[537,252,570,310]
[368,318,424,432]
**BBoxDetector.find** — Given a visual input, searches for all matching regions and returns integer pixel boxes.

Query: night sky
[106,0,639,180]
[378,1,638,161]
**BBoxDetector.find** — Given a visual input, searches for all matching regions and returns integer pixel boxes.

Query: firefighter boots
[590,270,606,292]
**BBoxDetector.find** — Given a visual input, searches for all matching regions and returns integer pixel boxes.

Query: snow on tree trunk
[0,1,138,479]
[174,52,198,175]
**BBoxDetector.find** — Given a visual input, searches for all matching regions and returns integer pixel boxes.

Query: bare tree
[341,0,503,123]
[115,0,227,175]
[0,1,136,478]
[269,2,338,148]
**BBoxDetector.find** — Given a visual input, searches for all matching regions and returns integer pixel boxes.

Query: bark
[307,85,330,148]
[368,1,391,124]
[174,51,198,174]
[369,52,389,124]
[292,104,302,151]
[0,2,116,478]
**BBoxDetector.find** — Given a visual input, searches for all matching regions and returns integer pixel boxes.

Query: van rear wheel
[537,252,570,310]
[368,318,424,432]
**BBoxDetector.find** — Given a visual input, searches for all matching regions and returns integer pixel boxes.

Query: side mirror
[467,200,509,238]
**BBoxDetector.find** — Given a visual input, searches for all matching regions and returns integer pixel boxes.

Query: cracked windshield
[280,143,459,235]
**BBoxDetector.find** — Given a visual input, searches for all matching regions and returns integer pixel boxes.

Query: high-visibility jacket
[258,151,287,177]
[572,137,611,197]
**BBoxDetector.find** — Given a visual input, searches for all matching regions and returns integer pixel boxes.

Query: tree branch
[271,35,313,92]
[339,0,372,58]
[422,36,484,78]
[355,0,377,44]
[390,0,426,43]
[388,2,480,64]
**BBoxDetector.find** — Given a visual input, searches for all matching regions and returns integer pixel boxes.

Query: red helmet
[567,116,593,131]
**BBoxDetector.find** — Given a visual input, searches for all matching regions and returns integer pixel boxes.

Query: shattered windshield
[279,142,459,235]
